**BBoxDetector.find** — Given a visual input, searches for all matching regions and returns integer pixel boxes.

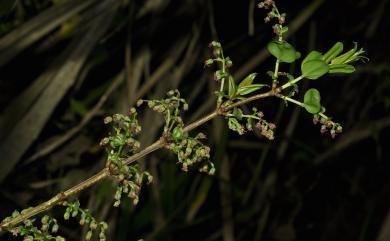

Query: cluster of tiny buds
[265,12,285,25]
[137,90,188,114]
[253,111,276,140]
[204,41,233,70]
[103,111,141,135]
[313,115,343,138]
[2,209,65,241]
[168,132,215,175]
[258,0,274,9]
[228,108,276,140]
[272,25,281,36]
[63,201,108,241]
[40,216,59,235]
[112,166,153,207]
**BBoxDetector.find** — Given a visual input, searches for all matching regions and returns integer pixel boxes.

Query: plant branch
[0,90,275,231]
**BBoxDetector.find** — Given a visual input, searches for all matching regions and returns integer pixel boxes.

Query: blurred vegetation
[0,0,389,240]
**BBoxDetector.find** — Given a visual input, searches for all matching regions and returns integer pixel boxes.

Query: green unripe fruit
[172,127,183,141]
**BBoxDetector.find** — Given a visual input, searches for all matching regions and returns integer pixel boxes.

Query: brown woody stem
[0,90,275,231]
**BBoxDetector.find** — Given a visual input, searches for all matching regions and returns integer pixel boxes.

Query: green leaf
[238,73,257,88]
[228,75,237,98]
[267,40,300,63]
[302,51,323,65]
[330,42,366,65]
[237,84,267,96]
[301,59,329,80]
[322,42,344,63]
[304,88,321,114]
[232,108,243,120]
[329,64,355,74]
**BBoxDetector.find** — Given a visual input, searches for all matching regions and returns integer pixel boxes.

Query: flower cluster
[204,41,234,105]
[139,90,215,175]
[226,107,276,140]
[100,109,153,207]
[112,164,153,207]
[2,209,64,241]
[100,110,142,158]
[63,201,108,241]
[258,0,287,37]
[137,89,188,134]
[167,131,215,175]
[313,115,343,138]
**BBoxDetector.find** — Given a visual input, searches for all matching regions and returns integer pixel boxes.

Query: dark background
[0,0,389,240]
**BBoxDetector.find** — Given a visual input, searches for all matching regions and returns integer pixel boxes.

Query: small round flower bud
[113,201,120,207]
[104,116,113,124]
[41,215,49,224]
[258,2,265,8]
[167,90,175,96]
[80,218,85,225]
[182,163,188,172]
[64,212,70,220]
[71,210,78,217]
[136,99,143,107]
[204,59,214,67]
[336,125,343,133]
[313,116,319,125]
[23,236,33,241]
[226,60,233,68]
[41,224,49,232]
[268,123,276,130]
[330,129,337,138]
[320,125,327,134]
[100,137,110,146]
[147,175,153,184]
[90,221,98,230]
[85,230,93,241]
[197,133,207,139]
[273,25,281,35]
[148,101,155,108]
[279,16,285,24]
[113,114,121,122]
[52,224,59,233]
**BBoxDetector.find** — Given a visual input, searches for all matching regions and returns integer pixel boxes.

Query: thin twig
[0,90,276,231]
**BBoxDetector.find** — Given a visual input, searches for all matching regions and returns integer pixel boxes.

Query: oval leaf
[301,59,329,80]
[267,41,299,63]
[238,73,257,88]
[237,84,267,96]
[302,51,323,66]
[304,88,321,114]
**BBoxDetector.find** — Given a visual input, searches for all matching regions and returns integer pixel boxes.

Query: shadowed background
[0,0,389,240]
